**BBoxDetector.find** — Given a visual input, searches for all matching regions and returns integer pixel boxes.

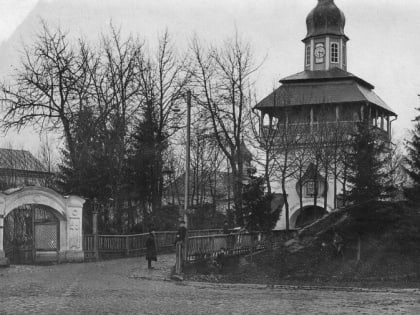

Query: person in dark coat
[175,220,187,243]
[146,231,157,269]
[174,220,187,265]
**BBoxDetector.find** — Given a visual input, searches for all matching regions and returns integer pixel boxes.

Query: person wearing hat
[174,219,187,269]
[175,220,187,244]
[145,230,157,269]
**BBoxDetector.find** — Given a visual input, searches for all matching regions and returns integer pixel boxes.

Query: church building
[255,0,397,229]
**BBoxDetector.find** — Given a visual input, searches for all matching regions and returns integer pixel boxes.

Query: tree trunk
[313,159,319,208]
[299,169,303,218]
[343,163,348,207]
[265,149,271,194]
[323,162,328,211]
[334,158,338,209]
[282,176,290,231]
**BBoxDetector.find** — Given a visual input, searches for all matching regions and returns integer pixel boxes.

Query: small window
[305,46,311,66]
[263,114,271,127]
[331,43,339,63]
[343,44,346,66]
[305,181,317,197]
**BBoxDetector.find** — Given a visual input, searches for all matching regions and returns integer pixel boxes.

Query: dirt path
[0,255,419,314]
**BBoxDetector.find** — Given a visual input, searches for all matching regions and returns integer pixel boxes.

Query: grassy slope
[187,201,420,287]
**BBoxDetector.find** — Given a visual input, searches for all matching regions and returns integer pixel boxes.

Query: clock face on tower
[314,43,325,63]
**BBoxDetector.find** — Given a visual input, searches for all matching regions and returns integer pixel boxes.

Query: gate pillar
[0,196,9,266]
[64,196,85,262]
[0,214,3,258]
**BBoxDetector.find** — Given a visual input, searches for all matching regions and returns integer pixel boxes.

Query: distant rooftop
[0,149,48,173]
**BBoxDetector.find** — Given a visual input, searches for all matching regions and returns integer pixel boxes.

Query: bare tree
[248,90,281,195]
[272,115,303,231]
[292,135,312,216]
[0,22,92,165]
[128,30,191,223]
[37,134,58,188]
[383,140,406,199]
[190,33,258,226]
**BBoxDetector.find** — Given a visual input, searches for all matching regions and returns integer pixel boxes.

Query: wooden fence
[83,229,226,261]
[83,231,178,260]
[185,230,297,262]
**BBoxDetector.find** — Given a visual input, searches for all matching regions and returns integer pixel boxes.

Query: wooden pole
[183,90,191,228]
[93,199,99,261]
[125,236,130,257]
[175,241,182,274]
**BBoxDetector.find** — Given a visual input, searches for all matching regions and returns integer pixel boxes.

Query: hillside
[186,201,420,287]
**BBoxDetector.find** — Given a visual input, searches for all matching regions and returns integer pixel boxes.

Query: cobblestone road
[1,254,420,314]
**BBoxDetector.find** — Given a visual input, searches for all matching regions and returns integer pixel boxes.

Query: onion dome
[304,0,348,41]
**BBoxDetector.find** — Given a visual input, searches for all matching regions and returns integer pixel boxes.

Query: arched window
[331,42,339,63]
[305,45,311,66]
[263,114,271,127]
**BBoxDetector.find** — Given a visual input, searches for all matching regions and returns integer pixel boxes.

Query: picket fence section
[83,231,177,260]
[186,230,296,262]
[83,229,226,261]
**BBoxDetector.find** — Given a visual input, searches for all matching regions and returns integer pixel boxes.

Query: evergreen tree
[347,120,387,204]
[242,176,280,232]
[404,108,420,202]
[57,107,111,200]
[126,100,168,228]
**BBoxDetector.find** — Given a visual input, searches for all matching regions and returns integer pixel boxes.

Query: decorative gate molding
[0,187,85,263]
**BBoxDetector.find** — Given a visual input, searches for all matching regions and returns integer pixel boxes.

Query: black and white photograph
[0,0,420,314]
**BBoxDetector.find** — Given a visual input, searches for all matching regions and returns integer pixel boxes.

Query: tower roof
[304,0,348,41]
[254,69,396,116]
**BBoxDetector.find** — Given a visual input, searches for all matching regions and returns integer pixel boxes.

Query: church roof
[255,69,396,116]
[304,0,347,41]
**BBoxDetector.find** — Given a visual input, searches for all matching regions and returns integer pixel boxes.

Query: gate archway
[292,206,328,229]
[0,187,85,264]
[4,204,60,264]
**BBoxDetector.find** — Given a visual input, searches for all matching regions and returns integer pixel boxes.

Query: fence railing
[83,229,297,265]
[83,231,178,261]
[185,230,297,262]
[187,229,224,237]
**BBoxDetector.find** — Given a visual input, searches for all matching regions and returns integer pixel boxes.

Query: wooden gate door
[4,205,59,264]
[34,206,59,263]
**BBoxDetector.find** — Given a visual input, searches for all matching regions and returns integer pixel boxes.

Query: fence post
[92,207,99,261]
[175,241,182,274]
[126,236,130,257]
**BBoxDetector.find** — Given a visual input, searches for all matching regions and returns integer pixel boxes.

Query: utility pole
[183,90,191,228]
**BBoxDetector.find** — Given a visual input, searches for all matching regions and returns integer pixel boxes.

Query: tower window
[305,45,311,66]
[343,44,346,66]
[331,43,339,63]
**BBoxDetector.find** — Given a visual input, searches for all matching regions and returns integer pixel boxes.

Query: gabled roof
[301,163,325,183]
[255,69,396,116]
[0,149,48,173]
[164,171,233,199]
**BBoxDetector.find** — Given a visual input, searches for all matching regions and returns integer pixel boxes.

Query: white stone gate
[0,187,85,264]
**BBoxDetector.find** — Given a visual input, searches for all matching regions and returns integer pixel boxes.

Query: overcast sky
[0,0,419,153]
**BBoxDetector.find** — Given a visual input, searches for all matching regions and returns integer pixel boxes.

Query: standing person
[223,220,232,254]
[332,231,344,259]
[176,220,187,243]
[223,220,230,235]
[145,231,157,269]
[175,220,187,273]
